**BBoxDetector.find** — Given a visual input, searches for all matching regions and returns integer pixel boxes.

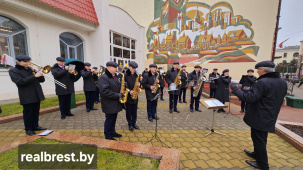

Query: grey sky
[277,0,303,47]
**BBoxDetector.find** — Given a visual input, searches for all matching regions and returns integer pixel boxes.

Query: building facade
[0,0,145,103]
[274,46,300,64]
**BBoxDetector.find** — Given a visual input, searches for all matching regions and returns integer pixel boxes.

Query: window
[110,31,136,68]
[283,53,287,58]
[0,15,28,68]
[59,32,84,61]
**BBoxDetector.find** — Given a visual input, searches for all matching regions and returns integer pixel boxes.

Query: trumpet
[69,70,78,76]
[29,62,66,89]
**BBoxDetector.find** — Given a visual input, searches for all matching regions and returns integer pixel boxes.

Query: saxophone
[193,71,206,97]
[119,72,130,103]
[131,73,142,100]
[173,69,182,86]
[152,73,160,94]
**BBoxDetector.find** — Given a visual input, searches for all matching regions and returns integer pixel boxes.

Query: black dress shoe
[34,126,47,131]
[106,137,116,141]
[66,113,75,116]
[26,130,36,136]
[61,115,66,119]
[245,160,261,169]
[148,118,153,122]
[90,108,98,110]
[152,116,159,120]
[179,101,182,103]
[195,109,202,112]
[87,109,90,112]
[129,125,134,132]
[169,110,172,113]
[190,109,193,112]
[112,133,122,138]
[174,109,180,113]
[183,101,187,103]
[244,149,256,159]
[221,109,226,113]
[217,109,221,113]
[161,99,165,101]
[133,124,140,129]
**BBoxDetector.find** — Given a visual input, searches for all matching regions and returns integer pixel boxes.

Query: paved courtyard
[0,92,302,169]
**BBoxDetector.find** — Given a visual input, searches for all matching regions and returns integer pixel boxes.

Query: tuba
[131,73,142,100]
[193,71,206,97]
[152,73,160,94]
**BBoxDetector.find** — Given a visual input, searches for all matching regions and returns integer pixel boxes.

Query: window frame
[59,33,84,61]
[109,31,136,68]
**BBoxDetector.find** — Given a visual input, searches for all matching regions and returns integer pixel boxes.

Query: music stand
[144,94,170,148]
[200,99,228,136]
[224,87,241,118]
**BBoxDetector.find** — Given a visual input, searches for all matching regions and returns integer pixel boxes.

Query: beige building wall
[109,0,280,80]
[274,47,300,64]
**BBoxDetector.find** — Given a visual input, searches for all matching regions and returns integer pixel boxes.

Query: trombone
[29,62,67,89]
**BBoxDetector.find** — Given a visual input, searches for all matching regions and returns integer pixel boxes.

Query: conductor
[230,61,287,170]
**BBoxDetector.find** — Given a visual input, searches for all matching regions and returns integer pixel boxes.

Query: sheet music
[204,100,225,107]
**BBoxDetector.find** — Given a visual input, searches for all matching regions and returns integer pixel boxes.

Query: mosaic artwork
[146,0,259,64]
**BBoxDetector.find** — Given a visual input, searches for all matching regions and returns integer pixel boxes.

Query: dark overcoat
[98,69,123,114]
[51,63,75,95]
[188,71,205,94]
[9,65,45,105]
[209,72,220,89]
[80,69,98,92]
[232,72,287,133]
[215,75,231,103]
[165,68,184,95]
[180,70,188,89]
[124,69,139,104]
[142,71,160,101]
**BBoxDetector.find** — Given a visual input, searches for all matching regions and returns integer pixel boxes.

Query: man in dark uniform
[80,62,98,112]
[123,67,128,73]
[179,65,188,103]
[51,57,75,119]
[142,64,160,122]
[188,65,205,112]
[215,69,231,113]
[98,61,124,140]
[9,55,47,136]
[209,68,220,98]
[124,61,140,131]
[239,69,256,113]
[157,67,165,101]
[165,62,183,113]
[230,61,287,170]
[92,66,101,104]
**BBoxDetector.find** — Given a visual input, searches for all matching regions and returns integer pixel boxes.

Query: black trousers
[169,94,178,111]
[241,101,248,112]
[251,128,269,170]
[85,91,95,109]
[104,113,118,139]
[190,92,201,110]
[210,89,216,98]
[299,82,303,87]
[22,102,40,131]
[179,88,187,102]
[160,87,164,99]
[58,94,71,116]
[147,100,157,118]
[94,87,100,102]
[125,103,138,126]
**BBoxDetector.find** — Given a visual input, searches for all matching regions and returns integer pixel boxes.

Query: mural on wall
[146,0,259,64]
